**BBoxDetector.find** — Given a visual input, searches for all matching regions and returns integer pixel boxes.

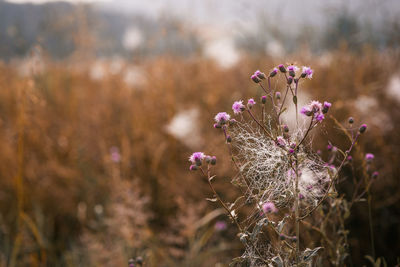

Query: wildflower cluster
[188,64,375,266]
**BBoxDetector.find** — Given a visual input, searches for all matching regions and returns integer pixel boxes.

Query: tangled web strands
[230,120,331,214]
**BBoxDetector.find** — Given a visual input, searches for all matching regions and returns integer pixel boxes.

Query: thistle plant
[188,64,379,266]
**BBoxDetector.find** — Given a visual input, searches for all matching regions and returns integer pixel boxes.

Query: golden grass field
[0,46,399,266]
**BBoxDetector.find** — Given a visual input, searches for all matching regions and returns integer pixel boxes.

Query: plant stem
[294,155,300,266]
[367,191,376,260]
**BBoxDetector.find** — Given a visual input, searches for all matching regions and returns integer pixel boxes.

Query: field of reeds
[0,46,399,266]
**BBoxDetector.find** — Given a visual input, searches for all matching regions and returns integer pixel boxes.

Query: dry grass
[0,47,399,266]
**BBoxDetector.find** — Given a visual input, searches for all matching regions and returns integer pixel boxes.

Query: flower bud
[283,125,289,133]
[251,74,261,83]
[322,101,331,114]
[365,153,374,163]
[347,156,353,162]
[226,135,232,143]
[275,92,281,100]
[189,165,198,171]
[261,95,267,104]
[287,76,293,85]
[372,171,379,179]
[269,68,278,77]
[348,117,354,124]
[247,98,256,108]
[229,119,237,126]
[136,257,143,265]
[205,156,212,164]
[213,123,221,129]
[359,124,367,134]
[255,70,266,80]
[279,234,286,240]
[210,156,217,165]
[278,64,286,73]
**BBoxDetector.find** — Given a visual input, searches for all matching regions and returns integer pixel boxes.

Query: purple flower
[301,100,327,122]
[213,123,222,129]
[214,221,227,231]
[276,136,286,147]
[261,95,267,104]
[301,66,313,79]
[322,101,331,114]
[269,68,278,77]
[300,106,312,116]
[251,74,261,83]
[359,124,367,133]
[287,65,299,77]
[247,98,256,108]
[275,92,281,100]
[262,202,278,213]
[254,70,266,79]
[372,171,379,178]
[232,100,245,114]
[278,64,286,73]
[287,65,298,72]
[189,165,198,171]
[315,113,325,121]
[310,101,322,113]
[210,156,217,165]
[214,112,231,125]
[189,152,205,165]
[110,146,121,163]
[365,153,374,162]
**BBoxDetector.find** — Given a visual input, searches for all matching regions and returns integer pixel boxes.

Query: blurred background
[0,0,399,266]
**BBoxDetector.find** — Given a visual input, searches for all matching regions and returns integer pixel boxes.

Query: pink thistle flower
[189,152,205,165]
[214,112,231,125]
[232,100,245,114]
[315,113,325,121]
[269,67,278,77]
[359,124,367,133]
[247,98,256,108]
[287,65,299,72]
[276,136,286,147]
[310,100,322,113]
[365,153,374,162]
[300,106,312,116]
[251,74,261,83]
[189,165,198,171]
[287,65,299,77]
[214,221,227,231]
[261,95,267,104]
[254,70,266,79]
[278,64,286,73]
[301,66,313,79]
[262,202,278,214]
[110,146,121,163]
[322,101,331,114]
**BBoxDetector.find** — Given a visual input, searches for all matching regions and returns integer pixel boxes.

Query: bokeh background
[0,0,399,266]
